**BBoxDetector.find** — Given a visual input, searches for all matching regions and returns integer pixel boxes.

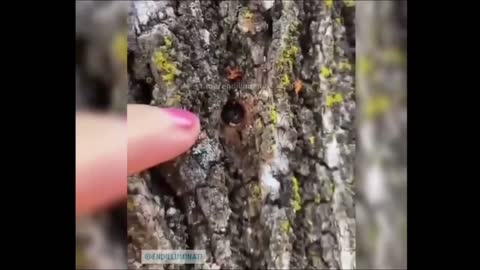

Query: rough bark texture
[128,1,356,269]
[356,1,407,269]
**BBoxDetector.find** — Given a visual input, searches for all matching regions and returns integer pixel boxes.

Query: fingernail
[163,108,198,129]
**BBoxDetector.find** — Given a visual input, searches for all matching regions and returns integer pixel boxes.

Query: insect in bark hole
[226,66,242,82]
[221,100,246,127]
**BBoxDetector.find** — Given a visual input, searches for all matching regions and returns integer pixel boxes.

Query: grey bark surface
[128,1,356,269]
[356,1,407,269]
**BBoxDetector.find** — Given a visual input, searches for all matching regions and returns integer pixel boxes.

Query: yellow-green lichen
[314,194,321,204]
[280,220,291,233]
[288,22,300,36]
[166,94,182,107]
[278,45,299,72]
[291,176,302,212]
[252,184,262,200]
[163,36,173,49]
[270,106,278,124]
[276,23,300,90]
[320,66,332,78]
[280,73,291,88]
[243,9,254,19]
[339,60,352,72]
[152,36,179,85]
[308,136,315,145]
[383,48,406,66]
[326,93,344,108]
[358,57,374,76]
[162,73,176,84]
[365,95,391,118]
[112,32,127,65]
[153,50,178,86]
[343,0,355,7]
[325,0,333,9]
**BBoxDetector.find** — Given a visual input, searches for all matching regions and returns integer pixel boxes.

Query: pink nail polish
[163,108,198,129]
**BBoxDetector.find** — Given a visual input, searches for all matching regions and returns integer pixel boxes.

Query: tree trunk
[355,1,407,269]
[127,1,356,269]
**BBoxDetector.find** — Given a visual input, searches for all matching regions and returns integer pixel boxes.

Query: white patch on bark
[165,7,175,18]
[315,44,324,63]
[363,162,387,206]
[200,29,210,45]
[338,216,356,270]
[260,164,280,200]
[202,262,221,270]
[274,152,290,174]
[322,109,334,133]
[133,1,157,26]
[262,0,275,10]
[279,252,291,270]
[189,1,202,21]
[326,136,340,168]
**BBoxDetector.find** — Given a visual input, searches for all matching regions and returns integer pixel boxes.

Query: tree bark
[128,1,356,269]
[355,1,407,269]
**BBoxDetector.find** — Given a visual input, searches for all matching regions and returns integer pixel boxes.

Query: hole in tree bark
[221,100,246,127]
[130,79,153,105]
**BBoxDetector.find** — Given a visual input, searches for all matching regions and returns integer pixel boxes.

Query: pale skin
[76,104,200,217]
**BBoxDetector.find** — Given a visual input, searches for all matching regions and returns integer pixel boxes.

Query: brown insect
[226,66,242,81]
[293,79,303,95]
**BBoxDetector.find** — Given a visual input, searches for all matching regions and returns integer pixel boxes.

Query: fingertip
[76,113,127,217]
[127,105,201,175]
[76,157,127,217]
